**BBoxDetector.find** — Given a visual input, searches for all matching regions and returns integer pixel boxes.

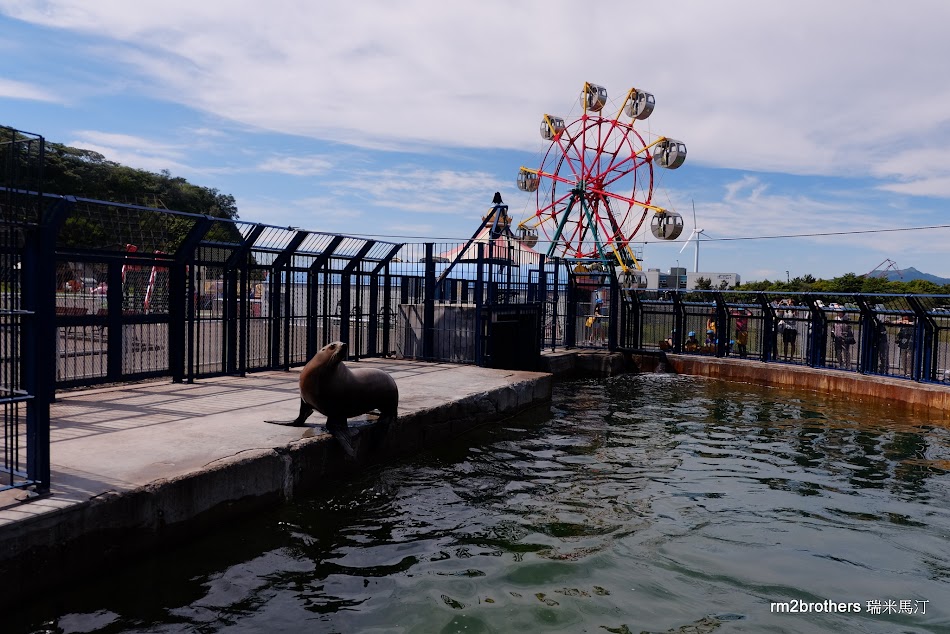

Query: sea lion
[267,341,398,458]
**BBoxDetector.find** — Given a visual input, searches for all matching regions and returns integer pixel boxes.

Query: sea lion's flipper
[326,416,357,458]
[265,399,314,426]
[372,412,399,450]
[377,411,398,435]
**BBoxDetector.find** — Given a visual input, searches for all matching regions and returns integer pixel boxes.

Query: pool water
[15,375,950,633]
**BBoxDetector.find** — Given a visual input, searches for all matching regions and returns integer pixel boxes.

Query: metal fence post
[672,291,684,353]
[224,264,239,374]
[474,243,485,366]
[855,296,876,374]
[804,295,827,367]
[21,196,67,493]
[714,292,729,357]
[757,293,774,362]
[382,259,394,357]
[170,216,213,382]
[106,260,124,381]
[565,263,577,348]
[269,230,308,370]
[340,241,375,360]
[216,223,265,377]
[626,290,642,350]
[423,243,435,360]
[537,255,547,350]
[906,295,932,382]
[307,235,343,359]
[550,257,560,351]
[608,269,619,351]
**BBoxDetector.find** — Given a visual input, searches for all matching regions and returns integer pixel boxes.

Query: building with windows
[644,267,740,290]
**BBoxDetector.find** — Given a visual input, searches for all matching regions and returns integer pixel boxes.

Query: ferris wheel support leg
[545,196,577,260]
[577,199,610,265]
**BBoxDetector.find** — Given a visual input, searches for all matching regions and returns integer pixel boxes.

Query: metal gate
[1,126,50,494]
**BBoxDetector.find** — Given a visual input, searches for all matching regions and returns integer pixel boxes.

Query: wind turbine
[679,200,706,272]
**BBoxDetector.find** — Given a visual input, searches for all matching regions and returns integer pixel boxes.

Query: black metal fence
[619,289,950,384]
[42,209,555,391]
[1,127,50,494]
[2,175,562,492]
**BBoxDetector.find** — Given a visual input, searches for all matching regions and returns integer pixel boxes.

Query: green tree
[830,272,863,293]
[41,141,239,220]
[737,279,772,291]
[860,275,893,294]
[906,279,941,294]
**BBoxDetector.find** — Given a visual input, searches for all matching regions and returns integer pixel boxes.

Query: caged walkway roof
[42,193,404,273]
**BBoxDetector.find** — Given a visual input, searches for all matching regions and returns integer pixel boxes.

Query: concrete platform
[0,359,552,605]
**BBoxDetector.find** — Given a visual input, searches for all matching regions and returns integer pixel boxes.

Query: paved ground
[0,359,551,529]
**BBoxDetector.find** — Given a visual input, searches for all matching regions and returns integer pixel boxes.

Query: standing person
[587,300,604,345]
[704,308,718,353]
[781,304,799,361]
[771,300,784,359]
[896,317,914,376]
[832,310,855,369]
[875,315,890,373]
[732,308,750,358]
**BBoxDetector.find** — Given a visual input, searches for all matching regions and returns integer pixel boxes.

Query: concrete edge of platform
[539,348,630,378]
[0,373,552,607]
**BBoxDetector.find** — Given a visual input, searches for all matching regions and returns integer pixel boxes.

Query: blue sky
[2,1,949,282]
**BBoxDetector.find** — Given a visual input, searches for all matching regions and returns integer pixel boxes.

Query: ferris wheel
[516,82,687,284]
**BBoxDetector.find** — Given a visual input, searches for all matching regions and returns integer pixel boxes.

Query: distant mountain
[868,267,950,285]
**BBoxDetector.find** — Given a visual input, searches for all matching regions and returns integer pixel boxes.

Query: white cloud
[651,174,950,270]
[878,177,950,198]
[65,130,189,173]
[6,1,950,277]
[256,156,334,177]
[335,167,503,218]
[6,0,950,187]
[871,146,950,197]
[0,77,62,103]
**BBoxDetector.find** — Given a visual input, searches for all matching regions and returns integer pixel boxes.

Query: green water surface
[14,375,950,633]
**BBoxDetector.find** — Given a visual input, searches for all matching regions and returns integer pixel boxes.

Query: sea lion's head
[316,341,348,372]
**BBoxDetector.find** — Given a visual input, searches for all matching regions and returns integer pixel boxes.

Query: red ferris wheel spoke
[550,129,586,183]
[538,168,575,190]
[589,187,647,209]
[585,120,626,179]
[602,197,642,244]
[563,220,586,256]
[554,135,583,183]
[593,122,640,180]
[598,151,642,188]
[538,186,573,217]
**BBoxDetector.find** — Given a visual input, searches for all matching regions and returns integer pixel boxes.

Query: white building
[644,267,740,290]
